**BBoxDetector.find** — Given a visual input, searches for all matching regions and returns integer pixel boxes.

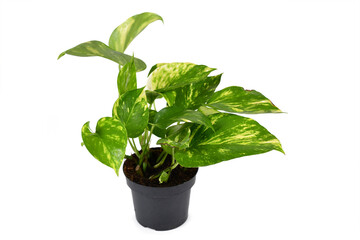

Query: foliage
[58,12,284,183]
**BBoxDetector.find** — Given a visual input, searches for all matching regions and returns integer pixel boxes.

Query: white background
[1,0,359,239]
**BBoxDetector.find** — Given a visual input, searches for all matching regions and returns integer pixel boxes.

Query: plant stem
[131,138,145,166]
[155,150,166,163]
[143,127,148,147]
[146,125,155,146]
[170,162,179,170]
[154,152,168,168]
[171,148,175,165]
[148,172,161,180]
[149,162,179,181]
[131,138,139,153]
[128,138,140,158]
[139,149,148,171]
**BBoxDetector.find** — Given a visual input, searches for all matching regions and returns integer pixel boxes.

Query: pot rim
[122,147,198,190]
[125,174,197,197]
[124,160,198,197]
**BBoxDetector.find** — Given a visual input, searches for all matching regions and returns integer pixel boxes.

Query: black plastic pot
[125,172,197,231]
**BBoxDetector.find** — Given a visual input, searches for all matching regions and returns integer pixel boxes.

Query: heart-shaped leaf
[113,88,149,138]
[175,113,284,167]
[154,106,214,131]
[58,40,146,71]
[147,63,216,92]
[148,109,166,138]
[207,86,282,114]
[162,74,222,109]
[157,125,191,149]
[117,56,137,95]
[109,12,163,53]
[81,117,127,175]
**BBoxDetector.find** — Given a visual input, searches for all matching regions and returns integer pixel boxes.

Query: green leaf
[154,106,214,131]
[157,125,191,149]
[109,12,163,53]
[159,169,170,184]
[145,90,162,104]
[162,74,222,109]
[147,63,216,92]
[207,86,282,114]
[161,144,173,156]
[161,91,176,107]
[165,124,191,137]
[117,56,137,95]
[113,88,149,138]
[58,40,146,71]
[148,109,166,138]
[198,106,220,116]
[81,117,127,175]
[175,113,284,167]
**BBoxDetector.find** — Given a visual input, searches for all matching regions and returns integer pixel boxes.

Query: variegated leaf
[157,125,191,149]
[148,109,166,138]
[113,87,149,138]
[162,74,222,109]
[81,117,127,175]
[109,12,163,53]
[145,90,162,104]
[198,106,220,115]
[147,63,216,92]
[165,123,191,137]
[117,56,137,95]
[154,106,214,131]
[207,86,282,114]
[161,91,176,107]
[175,113,284,167]
[58,40,146,71]
[159,169,170,183]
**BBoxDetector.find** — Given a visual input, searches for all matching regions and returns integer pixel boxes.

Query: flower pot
[124,161,198,231]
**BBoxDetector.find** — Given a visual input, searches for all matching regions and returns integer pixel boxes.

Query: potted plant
[58,12,284,231]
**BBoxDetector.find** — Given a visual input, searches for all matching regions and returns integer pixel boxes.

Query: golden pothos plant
[58,12,284,183]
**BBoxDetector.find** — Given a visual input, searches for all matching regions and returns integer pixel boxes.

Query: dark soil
[123,147,198,187]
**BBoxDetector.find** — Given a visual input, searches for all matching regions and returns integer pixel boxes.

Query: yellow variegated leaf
[207,86,282,114]
[154,106,214,131]
[117,56,137,95]
[145,90,162,104]
[81,117,127,175]
[109,12,163,53]
[112,87,149,138]
[162,74,222,109]
[157,125,191,149]
[198,106,220,115]
[147,63,216,92]
[175,113,284,167]
[58,40,146,71]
